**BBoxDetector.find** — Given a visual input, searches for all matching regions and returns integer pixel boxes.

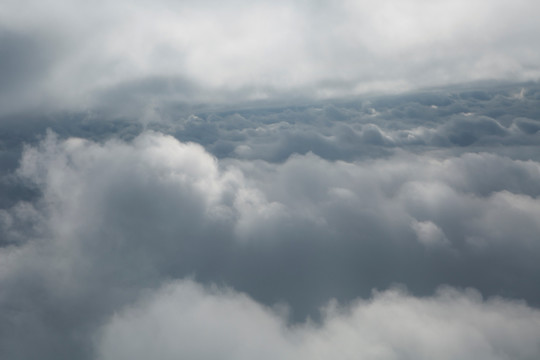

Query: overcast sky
[1,1,540,360]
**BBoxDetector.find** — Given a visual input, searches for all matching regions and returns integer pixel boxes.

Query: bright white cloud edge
[96,279,540,360]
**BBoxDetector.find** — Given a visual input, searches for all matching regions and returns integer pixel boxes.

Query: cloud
[412,220,450,247]
[2,0,540,114]
[139,83,540,162]
[1,125,540,358]
[1,0,540,358]
[0,81,539,358]
[96,279,540,360]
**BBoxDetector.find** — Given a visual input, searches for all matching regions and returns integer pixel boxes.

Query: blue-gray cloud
[1,89,540,358]
[1,11,540,355]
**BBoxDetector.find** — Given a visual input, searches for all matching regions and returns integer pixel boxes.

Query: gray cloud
[1,119,540,358]
[146,83,540,162]
[2,1,540,358]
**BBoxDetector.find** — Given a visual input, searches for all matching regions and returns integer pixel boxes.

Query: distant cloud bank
[1,0,540,114]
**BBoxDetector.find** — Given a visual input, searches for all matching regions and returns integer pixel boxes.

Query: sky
[1,1,540,359]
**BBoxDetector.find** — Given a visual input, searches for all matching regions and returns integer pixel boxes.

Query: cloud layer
[1,86,540,359]
[2,2,540,353]
[2,0,540,114]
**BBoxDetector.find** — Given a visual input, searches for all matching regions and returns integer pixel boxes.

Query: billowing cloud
[1,8,540,353]
[1,120,540,358]
[97,280,540,360]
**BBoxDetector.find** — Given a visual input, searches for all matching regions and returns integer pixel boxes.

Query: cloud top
[97,280,540,360]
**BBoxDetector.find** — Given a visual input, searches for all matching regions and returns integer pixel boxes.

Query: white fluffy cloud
[97,279,540,360]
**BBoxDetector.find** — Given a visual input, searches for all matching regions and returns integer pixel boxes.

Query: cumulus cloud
[1,122,540,358]
[96,280,540,360]
[135,83,539,162]
[2,0,540,357]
